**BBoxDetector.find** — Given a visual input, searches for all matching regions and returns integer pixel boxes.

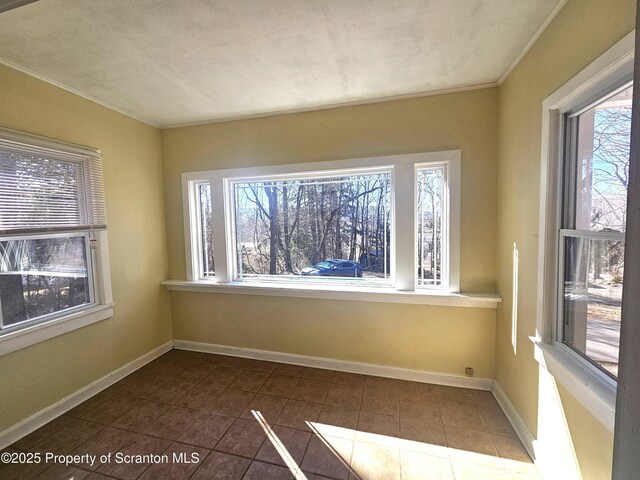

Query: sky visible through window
[577,86,632,233]
[563,84,631,378]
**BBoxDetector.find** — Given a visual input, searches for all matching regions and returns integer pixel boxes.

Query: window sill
[0,303,114,357]
[532,338,616,432]
[161,280,502,308]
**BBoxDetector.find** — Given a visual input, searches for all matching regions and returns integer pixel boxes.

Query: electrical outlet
[465,367,474,376]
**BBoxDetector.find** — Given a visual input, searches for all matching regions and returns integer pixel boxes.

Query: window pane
[0,152,82,230]
[575,86,632,233]
[198,183,214,277]
[562,235,624,378]
[233,173,391,281]
[417,167,444,287]
[0,235,90,328]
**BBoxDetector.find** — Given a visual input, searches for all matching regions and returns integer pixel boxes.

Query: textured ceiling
[0,0,562,127]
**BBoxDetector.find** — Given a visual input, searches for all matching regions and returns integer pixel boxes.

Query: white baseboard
[0,341,173,450]
[173,340,494,390]
[492,380,536,460]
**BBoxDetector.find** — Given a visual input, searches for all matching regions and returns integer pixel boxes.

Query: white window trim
[0,303,114,356]
[171,151,482,306]
[226,164,395,287]
[162,279,500,308]
[0,128,114,357]
[534,30,634,432]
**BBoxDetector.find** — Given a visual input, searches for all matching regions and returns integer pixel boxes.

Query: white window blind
[0,129,106,234]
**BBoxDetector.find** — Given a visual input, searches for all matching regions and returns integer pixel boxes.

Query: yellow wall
[162,88,500,377]
[172,293,496,376]
[495,0,635,478]
[0,64,172,431]
[3,3,631,476]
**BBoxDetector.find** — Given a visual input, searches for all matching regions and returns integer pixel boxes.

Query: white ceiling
[0,0,563,127]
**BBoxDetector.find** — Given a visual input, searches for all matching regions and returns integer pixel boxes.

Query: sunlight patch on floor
[252,409,309,479]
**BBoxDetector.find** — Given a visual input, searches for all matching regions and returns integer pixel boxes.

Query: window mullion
[211,177,231,283]
[394,163,416,291]
[184,180,199,281]
[448,155,461,292]
[93,230,113,304]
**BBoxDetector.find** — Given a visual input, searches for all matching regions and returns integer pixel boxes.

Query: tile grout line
[6,350,536,480]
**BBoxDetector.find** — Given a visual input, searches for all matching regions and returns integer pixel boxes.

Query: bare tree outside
[587,99,631,232]
[563,85,632,378]
[231,173,391,280]
[418,166,444,286]
[198,183,215,277]
[0,236,89,326]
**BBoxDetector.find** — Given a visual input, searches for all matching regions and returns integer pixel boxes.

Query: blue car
[300,259,363,278]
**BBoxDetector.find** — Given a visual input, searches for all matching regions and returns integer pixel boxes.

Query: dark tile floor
[1,350,540,479]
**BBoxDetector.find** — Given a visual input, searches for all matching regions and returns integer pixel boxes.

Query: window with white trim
[0,128,113,341]
[184,152,460,293]
[536,34,635,428]
[231,170,391,284]
[559,83,631,379]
